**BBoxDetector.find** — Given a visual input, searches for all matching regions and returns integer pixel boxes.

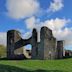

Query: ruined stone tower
[7,30,22,59]
[34,27,57,59]
[7,26,64,60]
[57,41,63,59]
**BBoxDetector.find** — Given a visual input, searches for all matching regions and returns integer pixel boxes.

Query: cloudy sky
[0,0,72,50]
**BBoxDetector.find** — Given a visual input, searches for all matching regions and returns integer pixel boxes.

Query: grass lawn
[0,58,72,72]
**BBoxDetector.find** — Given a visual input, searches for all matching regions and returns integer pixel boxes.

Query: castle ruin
[7,26,63,60]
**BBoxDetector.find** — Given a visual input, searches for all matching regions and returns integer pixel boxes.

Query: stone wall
[31,29,38,59]
[57,41,63,59]
[7,26,64,60]
[7,29,37,59]
[37,27,57,59]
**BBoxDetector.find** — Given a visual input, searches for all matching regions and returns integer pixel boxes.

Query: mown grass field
[0,58,72,72]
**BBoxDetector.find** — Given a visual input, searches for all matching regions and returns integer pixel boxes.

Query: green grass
[0,58,72,72]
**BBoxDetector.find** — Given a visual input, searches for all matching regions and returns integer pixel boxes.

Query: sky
[0,0,72,50]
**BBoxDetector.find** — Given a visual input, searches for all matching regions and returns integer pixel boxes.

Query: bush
[0,45,6,58]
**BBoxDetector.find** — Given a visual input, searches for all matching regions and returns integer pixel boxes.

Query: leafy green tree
[0,45,6,58]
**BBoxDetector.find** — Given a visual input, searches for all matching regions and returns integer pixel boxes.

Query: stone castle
[7,26,63,60]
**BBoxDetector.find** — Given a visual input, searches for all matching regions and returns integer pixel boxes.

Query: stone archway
[7,29,37,59]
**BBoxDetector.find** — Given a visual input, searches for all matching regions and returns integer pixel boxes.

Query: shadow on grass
[63,56,72,59]
[0,58,27,60]
[0,64,65,72]
[0,56,72,60]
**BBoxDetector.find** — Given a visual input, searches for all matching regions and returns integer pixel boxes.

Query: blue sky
[0,0,72,32]
[0,0,72,50]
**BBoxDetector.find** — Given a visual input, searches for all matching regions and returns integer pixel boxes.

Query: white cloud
[48,0,64,12]
[25,16,40,29]
[53,28,72,40]
[25,17,71,42]
[25,16,42,42]
[25,16,36,29]
[0,32,6,46]
[52,27,72,50]
[22,31,32,39]
[6,0,40,19]
[44,18,71,30]
[63,29,72,46]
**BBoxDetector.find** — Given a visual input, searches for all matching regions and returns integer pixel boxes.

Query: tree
[0,45,6,58]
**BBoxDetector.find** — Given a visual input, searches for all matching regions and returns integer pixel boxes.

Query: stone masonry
[57,41,63,59]
[7,26,64,60]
